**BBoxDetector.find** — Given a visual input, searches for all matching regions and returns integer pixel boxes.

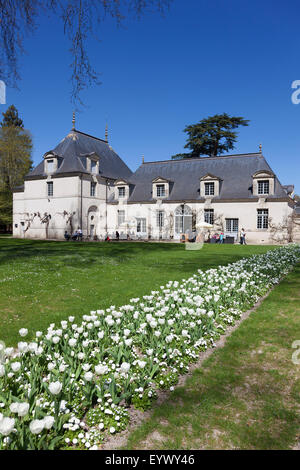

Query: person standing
[219,232,224,244]
[240,228,246,245]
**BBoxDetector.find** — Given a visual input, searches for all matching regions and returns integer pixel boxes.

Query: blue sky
[1,0,300,193]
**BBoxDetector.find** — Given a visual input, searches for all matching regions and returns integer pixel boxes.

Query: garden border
[100,278,283,450]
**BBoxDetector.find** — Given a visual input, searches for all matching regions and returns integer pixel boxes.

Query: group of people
[210,232,225,243]
[209,228,247,245]
[105,232,131,241]
[64,228,83,241]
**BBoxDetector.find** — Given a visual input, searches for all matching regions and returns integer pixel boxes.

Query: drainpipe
[80,174,83,231]
[105,178,108,235]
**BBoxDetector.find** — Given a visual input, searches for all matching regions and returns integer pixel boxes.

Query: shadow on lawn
[0,239,275,272]
[0,239,183,267]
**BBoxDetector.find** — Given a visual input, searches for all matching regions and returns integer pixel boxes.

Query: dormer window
[91,160,97,174]
[44,152,58,174]
[118,187,126,198]
[47,159,54,173]
[252,171,274,197]
[258,180,269,195]
[156,184,166,197]
[205,182,215,196]
[200,174,220,197]
[83,153,100,174]
[152,177,170,199]
[114,180,130,200]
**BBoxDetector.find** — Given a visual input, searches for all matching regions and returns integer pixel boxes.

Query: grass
[124,263,300,450]
[0,238,275,346]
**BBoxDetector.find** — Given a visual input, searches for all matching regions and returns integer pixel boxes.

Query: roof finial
[259,143,262,153]
[105,124,108,143]
[142,155,145,164]
[72,111,75,131]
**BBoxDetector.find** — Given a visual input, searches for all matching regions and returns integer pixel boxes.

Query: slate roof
[26,129,132,180]
[123,153,289,203]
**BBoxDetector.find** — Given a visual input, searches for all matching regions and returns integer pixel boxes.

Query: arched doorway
[174,204,192,238]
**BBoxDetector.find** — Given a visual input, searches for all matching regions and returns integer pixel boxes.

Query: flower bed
[0,245,299,450]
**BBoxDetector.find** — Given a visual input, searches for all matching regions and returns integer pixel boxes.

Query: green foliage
[172,113,249,159]
[131,389,157,411]
[1,105,24,128]
[0,107,32,225]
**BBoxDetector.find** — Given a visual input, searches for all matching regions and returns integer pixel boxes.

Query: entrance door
[225,218,239,241]
[90,224,95,238]
[174,205,192,238]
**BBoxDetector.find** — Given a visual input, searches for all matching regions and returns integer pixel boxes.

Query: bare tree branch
[0,0,172,105]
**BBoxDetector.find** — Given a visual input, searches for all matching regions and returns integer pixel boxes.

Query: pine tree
[1,105,24,128]
[172,113,249,159]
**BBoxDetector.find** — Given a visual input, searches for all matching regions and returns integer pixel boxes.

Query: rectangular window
[204,209,214,225]
[205,182,215,196]
[90,182,96,197]
[118,210,125,226]
[156,210,164,228]
[258,180,269,195]
[91,160,97,174]
[47,182,53,197]
[47,159,54,173]
[118,187,126,198]
[226,218,239,232]
[137,218,146,233]
[156,184,166,197]
[257,209,269,229]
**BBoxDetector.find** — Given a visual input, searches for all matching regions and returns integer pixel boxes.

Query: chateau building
[13,126,299,244]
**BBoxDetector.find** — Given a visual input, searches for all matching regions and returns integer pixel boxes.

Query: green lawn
[124,263,300,450]
[0,238,275,346]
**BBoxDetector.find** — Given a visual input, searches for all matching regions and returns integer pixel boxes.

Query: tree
[172,113,250,159]
[268,213,300,244]
[0,0,172,106]
[0,106,32,227]
[1,104,24,128]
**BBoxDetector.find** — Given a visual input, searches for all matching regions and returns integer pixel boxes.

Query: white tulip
[28,342,38,353]
[17,402,30,417]
[49,381,62,395]
[84,372,93,382]
[29,419,45,435]
[11,362,21,372]
[137,360,146,369]
[120,362,130,373]
[19,328,28,337]
[10,403,20,414]
[18,342,28,353]
[0,417,15,436]
[43,416,55,430]
[95,365,108,375]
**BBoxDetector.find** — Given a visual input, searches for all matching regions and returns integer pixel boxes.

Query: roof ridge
[142,152,262,165]
[73,129,107,143]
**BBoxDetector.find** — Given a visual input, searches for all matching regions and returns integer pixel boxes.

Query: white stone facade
[13,129,297,244]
